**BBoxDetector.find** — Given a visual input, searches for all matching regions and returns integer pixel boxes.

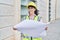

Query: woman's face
[28,7,36,13]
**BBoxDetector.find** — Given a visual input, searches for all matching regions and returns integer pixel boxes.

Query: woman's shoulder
[23,15,29,20]
[37,15,42,21]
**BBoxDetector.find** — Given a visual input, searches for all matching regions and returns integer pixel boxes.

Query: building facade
[0,0,21,40]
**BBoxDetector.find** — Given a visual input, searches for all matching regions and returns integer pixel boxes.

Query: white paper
[14,20,47,37]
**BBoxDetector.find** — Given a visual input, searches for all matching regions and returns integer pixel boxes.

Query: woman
[23,2,40,21]
[13,2,48,40]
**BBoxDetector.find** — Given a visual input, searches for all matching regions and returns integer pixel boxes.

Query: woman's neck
[29,12,35,16]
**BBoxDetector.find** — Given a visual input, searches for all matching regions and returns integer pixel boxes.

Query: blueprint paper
[14,20,47,37]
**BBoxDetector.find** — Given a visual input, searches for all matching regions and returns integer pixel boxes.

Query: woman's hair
[28,6,39,15]
[34,9,38,15]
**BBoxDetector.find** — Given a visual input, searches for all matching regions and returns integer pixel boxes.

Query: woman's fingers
[45,27,48,30]
[13,27,17,30]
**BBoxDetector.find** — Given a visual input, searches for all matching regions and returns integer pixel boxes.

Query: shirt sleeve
[38,16,41,21]
[38,16,43,22]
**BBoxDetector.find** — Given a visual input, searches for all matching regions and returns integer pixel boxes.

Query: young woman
[13,2,48,40]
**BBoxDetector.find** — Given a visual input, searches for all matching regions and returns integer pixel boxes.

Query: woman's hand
[45,27,48,30]
[13,27,17,30]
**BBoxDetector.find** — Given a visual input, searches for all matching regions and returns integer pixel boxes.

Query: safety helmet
[27,2,37,9]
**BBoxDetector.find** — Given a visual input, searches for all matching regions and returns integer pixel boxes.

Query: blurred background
[0,0,60,40]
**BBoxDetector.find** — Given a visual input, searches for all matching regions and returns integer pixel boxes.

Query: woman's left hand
[45,27,48,30]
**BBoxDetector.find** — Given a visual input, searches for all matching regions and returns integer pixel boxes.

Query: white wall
[56,0,60,19]
[50,0,56,21]
[51,0,60,20]
[0,0,21,40]
[36,0,49,23]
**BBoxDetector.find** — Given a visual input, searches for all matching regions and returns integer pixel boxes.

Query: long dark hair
[34,9,38,15]
[28,6,39,15]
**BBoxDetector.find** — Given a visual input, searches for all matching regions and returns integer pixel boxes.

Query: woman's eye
[29,7,33,9]
[31,8,33,9]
